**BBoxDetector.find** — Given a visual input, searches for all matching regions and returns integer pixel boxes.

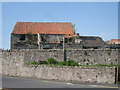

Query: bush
[27,58,79,67]
[66,59,79,66]
[47,58,58,65]
[58,61,67,66]
[28,61,38,65]
[40,61,48,64]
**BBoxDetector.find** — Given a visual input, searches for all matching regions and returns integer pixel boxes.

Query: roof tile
[12,22,75,35]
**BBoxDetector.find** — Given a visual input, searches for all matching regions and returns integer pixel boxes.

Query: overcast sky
[1,2,118,49]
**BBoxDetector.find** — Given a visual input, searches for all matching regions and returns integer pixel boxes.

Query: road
[2,76,119,88]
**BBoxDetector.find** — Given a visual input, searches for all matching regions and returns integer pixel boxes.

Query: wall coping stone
[1,49,120,52]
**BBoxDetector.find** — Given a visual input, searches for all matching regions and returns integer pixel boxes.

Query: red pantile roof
[109,39,120,44]
[12,22,75,35]
[110,39,120,42]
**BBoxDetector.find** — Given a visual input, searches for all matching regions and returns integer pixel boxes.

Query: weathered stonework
[2,49,119,84]
[3,49,118,65]
[18,65,116,84]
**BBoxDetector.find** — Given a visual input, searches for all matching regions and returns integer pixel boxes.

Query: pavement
[2,76,119,89]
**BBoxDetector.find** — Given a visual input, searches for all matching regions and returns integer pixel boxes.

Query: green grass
[27,58,119,67]
[27,58,79,66]
[27,61,38,65]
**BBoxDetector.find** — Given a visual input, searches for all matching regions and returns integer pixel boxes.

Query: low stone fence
[3,64,117,84]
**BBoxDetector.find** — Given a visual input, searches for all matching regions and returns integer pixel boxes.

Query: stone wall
[3,65,117,84]
[1,49,119,84]
[2,50,24,76]
[11,34,38,49]
[2,49,118,65]
[66,49,119,65]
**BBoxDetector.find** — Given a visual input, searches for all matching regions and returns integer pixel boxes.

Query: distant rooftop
[110,39,120,42]
[109,39,120,44]
[79,36,106,47]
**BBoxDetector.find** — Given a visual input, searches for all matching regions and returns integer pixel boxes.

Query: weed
[84,51,88,56]
[47,58,58,65]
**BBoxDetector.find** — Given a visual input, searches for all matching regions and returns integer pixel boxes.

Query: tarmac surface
[2,76,119,89]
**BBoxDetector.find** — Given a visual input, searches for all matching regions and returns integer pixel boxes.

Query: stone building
[11,22,75,49]
[11,22,107,49]
[79,36,106,49]
[65,36,106,49]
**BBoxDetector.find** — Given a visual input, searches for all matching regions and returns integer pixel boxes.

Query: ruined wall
[11,34,64,49]
[11,34,38,49]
